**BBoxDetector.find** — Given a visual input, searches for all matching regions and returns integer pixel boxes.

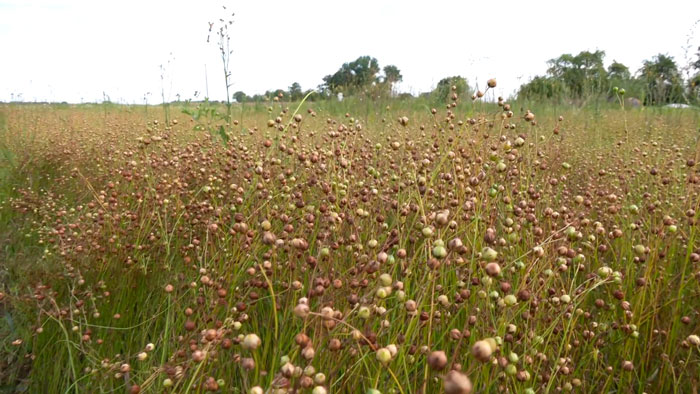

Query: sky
[1,0,699,103]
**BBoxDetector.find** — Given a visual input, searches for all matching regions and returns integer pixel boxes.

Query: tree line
[230,49,700,106]
[231,55,473,104]
[517,49,700,105]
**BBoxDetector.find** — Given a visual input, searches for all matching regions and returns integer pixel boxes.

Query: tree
[382,65,403,95]
[233,91,248,103]
[322,56,381,95]
[607,61,631,80]
[263,89,286,101]
[692,46,700,71]
[689,47,700,103]
[288,82,303,101]
[517,76,568,101]
[689,74,700,103]
[546,50,607,99]
[639,54,684,104]
[379,65,403,97]
[606,61,645,98]
[383,65,402,84]
[350,56,380,86]
[432,76,471,103]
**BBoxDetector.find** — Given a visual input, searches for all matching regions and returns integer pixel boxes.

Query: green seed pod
[482,247,498,261]
[598,266,612,278]
[432,245,447,258]
[358,306,371,319]
[376,348,392,365]
[379,273,392,286]
[508,352,519,363]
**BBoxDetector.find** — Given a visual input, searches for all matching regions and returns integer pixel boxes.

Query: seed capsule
[242,334,261,351]
[428,350,448,370]
[444,370,473,394]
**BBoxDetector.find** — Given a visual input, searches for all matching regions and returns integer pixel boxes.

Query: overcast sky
[1,0,699,103]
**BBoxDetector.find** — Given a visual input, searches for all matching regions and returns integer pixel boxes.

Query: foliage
[382,65,403,96]
[517,76,568,102]
[180,98,229,143]
[689,73,700,103]
[321,56,381,95]
[639,54,684,105]
[517,50,694,106]
[692,46,700,71]
[288,82,303,101]
[225,46,700,108]
[2,102,700,393]
[607,61,631,80]
[233,91,248,103]
[431,76,471,103]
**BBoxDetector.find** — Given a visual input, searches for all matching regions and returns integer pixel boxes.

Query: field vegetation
[1,90,700,393]
[2,15,700,394]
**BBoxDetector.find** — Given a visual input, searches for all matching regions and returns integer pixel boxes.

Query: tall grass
[0,100,699,393]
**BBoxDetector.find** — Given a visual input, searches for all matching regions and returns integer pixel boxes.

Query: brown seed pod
[444,370,473,394]
[241,357,255,371]
[472,339,495,362]
[428,350,448,370]
[329,338,342,351]
[295,333,310,348]
[485,262,501,277]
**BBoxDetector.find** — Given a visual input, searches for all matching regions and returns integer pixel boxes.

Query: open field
[1,100,700,393]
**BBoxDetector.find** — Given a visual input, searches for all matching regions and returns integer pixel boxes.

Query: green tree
[431,76,471,103]
[639,54,684,105]
[263,89,286,101]
[546,50,608,99]
[288,82,303,101]
[233,91,248,103]
[382,65,403,96]
[322,56,381,95]
[517,76,568,101]
[688,47,700,104]
[607,61,631,80]
[692,46,700,71]
[689,74,700,103]
[383,65,402,84]
[606,60,644,99]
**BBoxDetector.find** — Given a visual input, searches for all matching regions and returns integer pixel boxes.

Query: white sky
[1,0,699,103]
